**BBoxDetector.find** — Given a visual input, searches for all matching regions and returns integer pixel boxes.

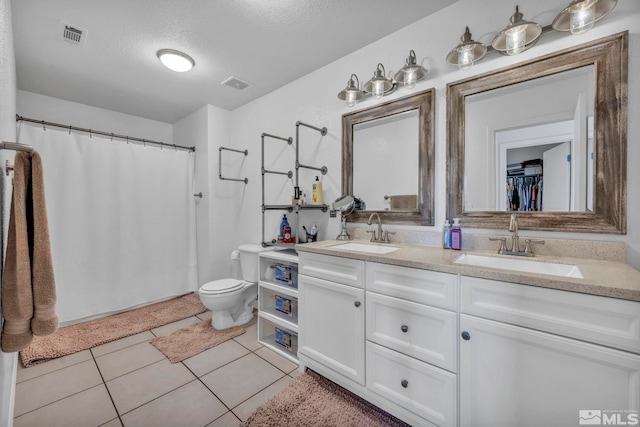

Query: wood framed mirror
[342,88,435,225]
[447,31,627,234]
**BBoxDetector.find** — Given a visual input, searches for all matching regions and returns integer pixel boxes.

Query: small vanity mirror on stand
[334,195,355,240]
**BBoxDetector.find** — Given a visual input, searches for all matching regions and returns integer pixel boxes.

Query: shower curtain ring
[111,133,114,142]
[42,120,46,131]
[143,139,146,147]
[126,136,129,144]
[89,129,92,138]
[173,144,177,152]
[68,125,72,135]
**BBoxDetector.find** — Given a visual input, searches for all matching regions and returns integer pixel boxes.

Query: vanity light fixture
[552,0,617,35]
[394,50,429,90]
[447,1,617,69]
[337,74,364,108]
[156,49,195,72]
[492,6,542,56]
[446,27,488,71]
[363,63,395,99]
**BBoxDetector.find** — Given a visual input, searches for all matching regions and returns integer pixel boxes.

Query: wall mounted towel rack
[1,141,36,176]
[218,146,249,184]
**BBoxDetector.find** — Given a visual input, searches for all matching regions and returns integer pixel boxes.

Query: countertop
[295,240,640,302]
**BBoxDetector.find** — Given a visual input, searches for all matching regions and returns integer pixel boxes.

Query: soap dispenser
[451,218,462,250]
[311,176,323,205]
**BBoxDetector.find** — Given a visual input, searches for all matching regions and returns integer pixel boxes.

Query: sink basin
[332,242,400,254]
[454,254,583,279]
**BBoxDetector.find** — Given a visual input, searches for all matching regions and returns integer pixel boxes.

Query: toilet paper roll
[230,250,240,260]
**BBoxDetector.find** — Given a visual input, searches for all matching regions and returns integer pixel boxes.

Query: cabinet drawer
[460,276,640,354]
[366,342,456,427]
[366,292,457,372]
[299,252,365,288]
[367,262,457,310]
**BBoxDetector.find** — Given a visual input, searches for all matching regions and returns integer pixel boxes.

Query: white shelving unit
[258,249,300,363]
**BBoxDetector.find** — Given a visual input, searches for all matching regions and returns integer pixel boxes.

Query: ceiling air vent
[58,21,88,47]
[221,76,251,91]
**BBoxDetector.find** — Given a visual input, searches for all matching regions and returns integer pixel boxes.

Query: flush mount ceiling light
[446,27,488,71]
[552,0,617,35]
[156,49,195,72]
[394,50,429,90]
[492,6,542,56]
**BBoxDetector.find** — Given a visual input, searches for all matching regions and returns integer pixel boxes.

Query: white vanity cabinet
[257,250,300,363]
[459,276,640,427]
[366,262,458,427]
[298,252,366,385]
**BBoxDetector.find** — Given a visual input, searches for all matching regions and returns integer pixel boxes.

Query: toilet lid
[200,279,244,294]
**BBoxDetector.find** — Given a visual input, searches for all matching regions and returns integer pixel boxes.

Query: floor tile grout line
[181,361,236,416]
[91,349,125,426]
[12,382,108,421]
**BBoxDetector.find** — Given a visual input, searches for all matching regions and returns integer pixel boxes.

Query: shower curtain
[17,124,198,324]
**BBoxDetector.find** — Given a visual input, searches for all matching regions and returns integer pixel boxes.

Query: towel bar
[218,146,249,184]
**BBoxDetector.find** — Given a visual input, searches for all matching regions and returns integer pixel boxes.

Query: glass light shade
[457,44,475,70]
[403,72,417,90]
[570,0,596,34]
[372,80,386,99]
[157,49,195,72]
[346,92,358,107]
[505,25,526,55]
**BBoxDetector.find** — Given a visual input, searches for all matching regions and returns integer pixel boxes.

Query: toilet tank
[238,244,275,283]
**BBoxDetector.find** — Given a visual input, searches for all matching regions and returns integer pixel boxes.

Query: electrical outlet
[329,210,337,218]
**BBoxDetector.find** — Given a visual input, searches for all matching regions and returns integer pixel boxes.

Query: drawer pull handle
[401,325,408,333]
[354,301,361,308]
[461,331,471,341]
[401,379,408,388]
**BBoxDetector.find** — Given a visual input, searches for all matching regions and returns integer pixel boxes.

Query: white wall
[0,0,18,423]
[216,0,640,270]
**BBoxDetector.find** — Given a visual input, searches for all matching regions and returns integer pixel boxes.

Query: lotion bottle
[451,218,462,250]
[311,176,323,205]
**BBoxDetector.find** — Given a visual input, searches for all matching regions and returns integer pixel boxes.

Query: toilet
[198,244,275,330]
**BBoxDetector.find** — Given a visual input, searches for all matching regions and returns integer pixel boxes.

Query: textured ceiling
[11,0,458,123]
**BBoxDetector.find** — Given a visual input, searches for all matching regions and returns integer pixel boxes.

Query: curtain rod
[16,115,196,152]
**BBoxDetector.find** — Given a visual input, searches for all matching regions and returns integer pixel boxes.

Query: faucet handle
[489,237,507,253]
[524,239,545,255]
[384,230,396,243]
[366,229,377,242]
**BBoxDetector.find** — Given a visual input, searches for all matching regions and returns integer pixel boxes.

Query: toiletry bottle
[311,176,323,205]
[283,224,292,243]
[442,219,452,249]
[451,218,462,250]
[310,223,318,241]
[280,214,289,237]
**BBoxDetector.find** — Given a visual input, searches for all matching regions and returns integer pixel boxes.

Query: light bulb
[346,93,357,108]
[372,81,385,99]
[570,0,596,35]
[505,25,526,55]
[403,72,417,90]
[458,45,475,71]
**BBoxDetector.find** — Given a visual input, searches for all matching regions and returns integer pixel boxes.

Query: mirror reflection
[464,66,594,213]
[446,32,627,234]
[342,88,434,226]
[353,110,418,211]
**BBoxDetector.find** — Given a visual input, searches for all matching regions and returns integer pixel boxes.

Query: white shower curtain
[18,124,198,324]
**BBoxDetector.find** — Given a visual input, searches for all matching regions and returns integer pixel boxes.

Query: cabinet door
[299,274,365,385]
[460,314,640,427]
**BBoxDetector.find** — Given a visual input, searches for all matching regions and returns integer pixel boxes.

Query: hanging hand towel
[1,151,58,353]
[1,153,34,352]
[29,151,58,336]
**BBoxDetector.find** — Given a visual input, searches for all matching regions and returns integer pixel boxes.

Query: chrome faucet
[489,213,545,256]
[366,212,395,243]
[509,213,520,253]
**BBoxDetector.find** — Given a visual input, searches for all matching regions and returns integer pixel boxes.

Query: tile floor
[13,312,301,427]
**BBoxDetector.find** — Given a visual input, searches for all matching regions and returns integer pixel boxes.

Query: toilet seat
[200,279,244,295]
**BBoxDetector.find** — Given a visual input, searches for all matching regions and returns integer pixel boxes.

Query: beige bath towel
[29,152,58,336]
[1,151,58,353]
[2,153,34,352]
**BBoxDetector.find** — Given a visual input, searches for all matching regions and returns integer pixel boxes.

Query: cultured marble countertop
[295,240,640,302]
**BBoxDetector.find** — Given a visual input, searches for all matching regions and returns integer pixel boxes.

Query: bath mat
[241,369,410,427]
[19,292,206,367]
[150,318,245,363]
